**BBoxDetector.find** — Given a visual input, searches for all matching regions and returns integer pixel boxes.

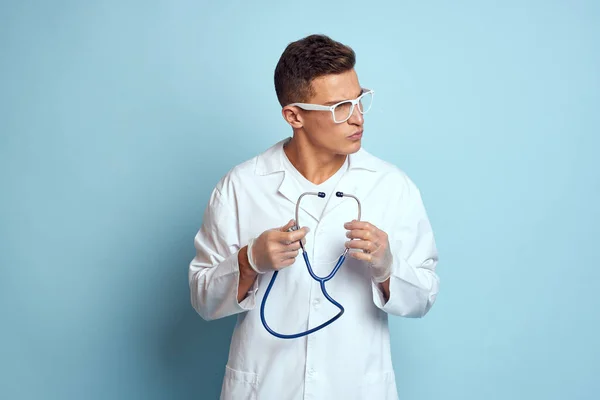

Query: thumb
[279,219,296,232]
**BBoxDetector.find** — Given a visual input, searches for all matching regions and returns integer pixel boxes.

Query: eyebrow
[322,89,364,106]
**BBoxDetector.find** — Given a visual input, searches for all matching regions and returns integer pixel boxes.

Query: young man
[189,34,440,400]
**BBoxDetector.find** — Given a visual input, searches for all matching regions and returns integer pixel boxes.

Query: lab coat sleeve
[188,187,258,321]
[371,175,440,317]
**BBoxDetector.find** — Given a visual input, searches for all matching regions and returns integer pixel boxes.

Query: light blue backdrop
[1,1,599,399]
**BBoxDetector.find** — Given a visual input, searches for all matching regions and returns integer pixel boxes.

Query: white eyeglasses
[288,88,374,124]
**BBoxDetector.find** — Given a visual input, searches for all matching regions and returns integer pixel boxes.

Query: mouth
[348,130,363,140]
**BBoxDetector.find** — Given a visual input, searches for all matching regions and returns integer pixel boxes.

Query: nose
[348,103,364,125]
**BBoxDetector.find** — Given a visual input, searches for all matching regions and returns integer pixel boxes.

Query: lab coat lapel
[320,172,361,222]
[320,147,376,221]
[277,171,322,223]
[256,137,376,225]
[255,138,322,223]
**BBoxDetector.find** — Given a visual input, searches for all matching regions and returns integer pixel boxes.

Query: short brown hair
[274,34,356,107]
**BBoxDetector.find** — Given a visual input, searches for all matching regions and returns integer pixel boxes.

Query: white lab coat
[189,137,439,400]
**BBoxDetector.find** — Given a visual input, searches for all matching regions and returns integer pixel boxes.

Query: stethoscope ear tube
[260,252,346,339]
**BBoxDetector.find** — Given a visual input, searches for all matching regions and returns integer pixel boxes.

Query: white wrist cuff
[246,238,265,274]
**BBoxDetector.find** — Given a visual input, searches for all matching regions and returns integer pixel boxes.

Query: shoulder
[356,147,421,197]
[212,156,258,202]
[212,139,283,201]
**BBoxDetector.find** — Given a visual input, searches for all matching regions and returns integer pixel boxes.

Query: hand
[344,220,393,283]
[247,219,309,274]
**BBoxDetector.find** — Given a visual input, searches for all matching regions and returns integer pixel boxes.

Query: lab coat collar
[255,137,378,176]
[255,137,377,223]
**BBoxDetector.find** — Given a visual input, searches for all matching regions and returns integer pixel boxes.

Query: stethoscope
[260,191,361,339]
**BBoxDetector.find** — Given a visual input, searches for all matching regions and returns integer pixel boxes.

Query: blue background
[1,1,599,399]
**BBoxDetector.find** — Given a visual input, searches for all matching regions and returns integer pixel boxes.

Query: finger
[280,250,300,260]
[344,220,374,231]
[282,241,301,251]
[348,250,373,263]
[345,239,375,252]
[346,228,377,241]
[278,257,296,269]
[279,219,296,232]
[291,226,310,241]
[279,226,310,244]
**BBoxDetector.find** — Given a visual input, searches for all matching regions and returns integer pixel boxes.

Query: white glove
[246,219,309,274]
[369,246,393,283]
[344,220,393,283]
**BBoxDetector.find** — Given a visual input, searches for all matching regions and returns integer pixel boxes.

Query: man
[189,34,440,399]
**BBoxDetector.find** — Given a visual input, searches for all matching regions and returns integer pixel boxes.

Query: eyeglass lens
[333,91,373,122]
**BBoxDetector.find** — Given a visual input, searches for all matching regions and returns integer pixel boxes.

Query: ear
[281,106,304,129]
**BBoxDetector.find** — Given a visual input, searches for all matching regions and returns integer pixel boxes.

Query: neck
[284,135,346,185]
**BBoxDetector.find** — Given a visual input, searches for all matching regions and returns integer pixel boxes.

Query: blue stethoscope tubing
[260,191,361,339]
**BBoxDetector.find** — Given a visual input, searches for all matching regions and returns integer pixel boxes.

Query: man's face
[298,69,365,155]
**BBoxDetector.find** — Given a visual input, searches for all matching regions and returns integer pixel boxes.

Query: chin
[348,138,362,151]
[336,140,361,155]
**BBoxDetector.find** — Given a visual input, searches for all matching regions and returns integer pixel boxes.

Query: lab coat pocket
[361,370,399,400]
[220,365,259,400]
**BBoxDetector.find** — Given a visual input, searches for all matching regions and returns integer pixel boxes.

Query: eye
[333,101,353,121]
